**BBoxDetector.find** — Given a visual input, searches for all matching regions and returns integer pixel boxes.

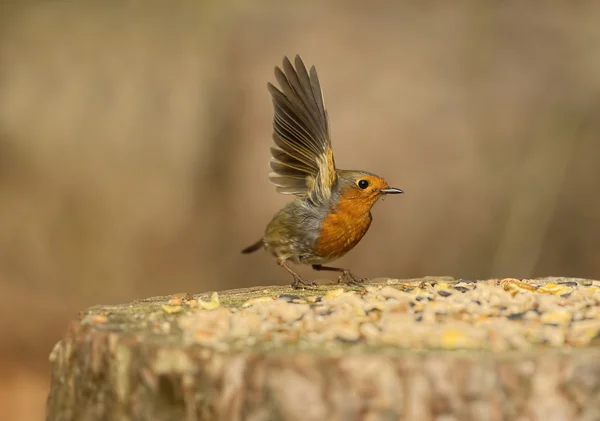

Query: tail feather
[241,238,264,254]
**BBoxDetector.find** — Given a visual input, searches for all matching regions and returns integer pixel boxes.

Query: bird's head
[334,170,403,210]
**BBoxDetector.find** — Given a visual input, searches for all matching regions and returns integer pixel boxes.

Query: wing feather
[267,55,336,202]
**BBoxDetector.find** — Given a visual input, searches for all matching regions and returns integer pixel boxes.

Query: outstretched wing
[267,55,336,204]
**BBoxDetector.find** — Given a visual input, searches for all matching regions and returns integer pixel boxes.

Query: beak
[380,187,404,195]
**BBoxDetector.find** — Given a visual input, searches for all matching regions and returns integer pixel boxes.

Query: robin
[242,55,403,289]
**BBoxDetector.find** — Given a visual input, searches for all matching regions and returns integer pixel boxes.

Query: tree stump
[46,277,600,421]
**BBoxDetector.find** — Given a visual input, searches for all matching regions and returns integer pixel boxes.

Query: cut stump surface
[47,277,600,421]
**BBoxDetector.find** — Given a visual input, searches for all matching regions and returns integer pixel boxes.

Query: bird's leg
[278,260,317,289]
[312,264,365,286]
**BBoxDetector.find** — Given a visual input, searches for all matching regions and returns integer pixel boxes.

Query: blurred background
[1,1,599,419]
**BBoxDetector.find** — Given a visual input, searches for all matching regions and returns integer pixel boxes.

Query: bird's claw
[337,270,365,286]
[291,276,317,289]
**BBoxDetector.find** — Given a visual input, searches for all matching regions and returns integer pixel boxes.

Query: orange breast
[315,198,373,260]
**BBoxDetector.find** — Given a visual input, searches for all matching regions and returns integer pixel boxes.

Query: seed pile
[177,278,600,351]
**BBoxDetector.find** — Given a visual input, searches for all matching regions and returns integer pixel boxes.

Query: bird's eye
[358,179,369,190]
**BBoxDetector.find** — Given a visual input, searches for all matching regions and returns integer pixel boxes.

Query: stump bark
[46,277,600,421]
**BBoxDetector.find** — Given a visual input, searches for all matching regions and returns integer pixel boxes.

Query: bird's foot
[337,270,365,287]
[291,275,317,289]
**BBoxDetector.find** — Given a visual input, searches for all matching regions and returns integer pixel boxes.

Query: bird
[242,55,403,289]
